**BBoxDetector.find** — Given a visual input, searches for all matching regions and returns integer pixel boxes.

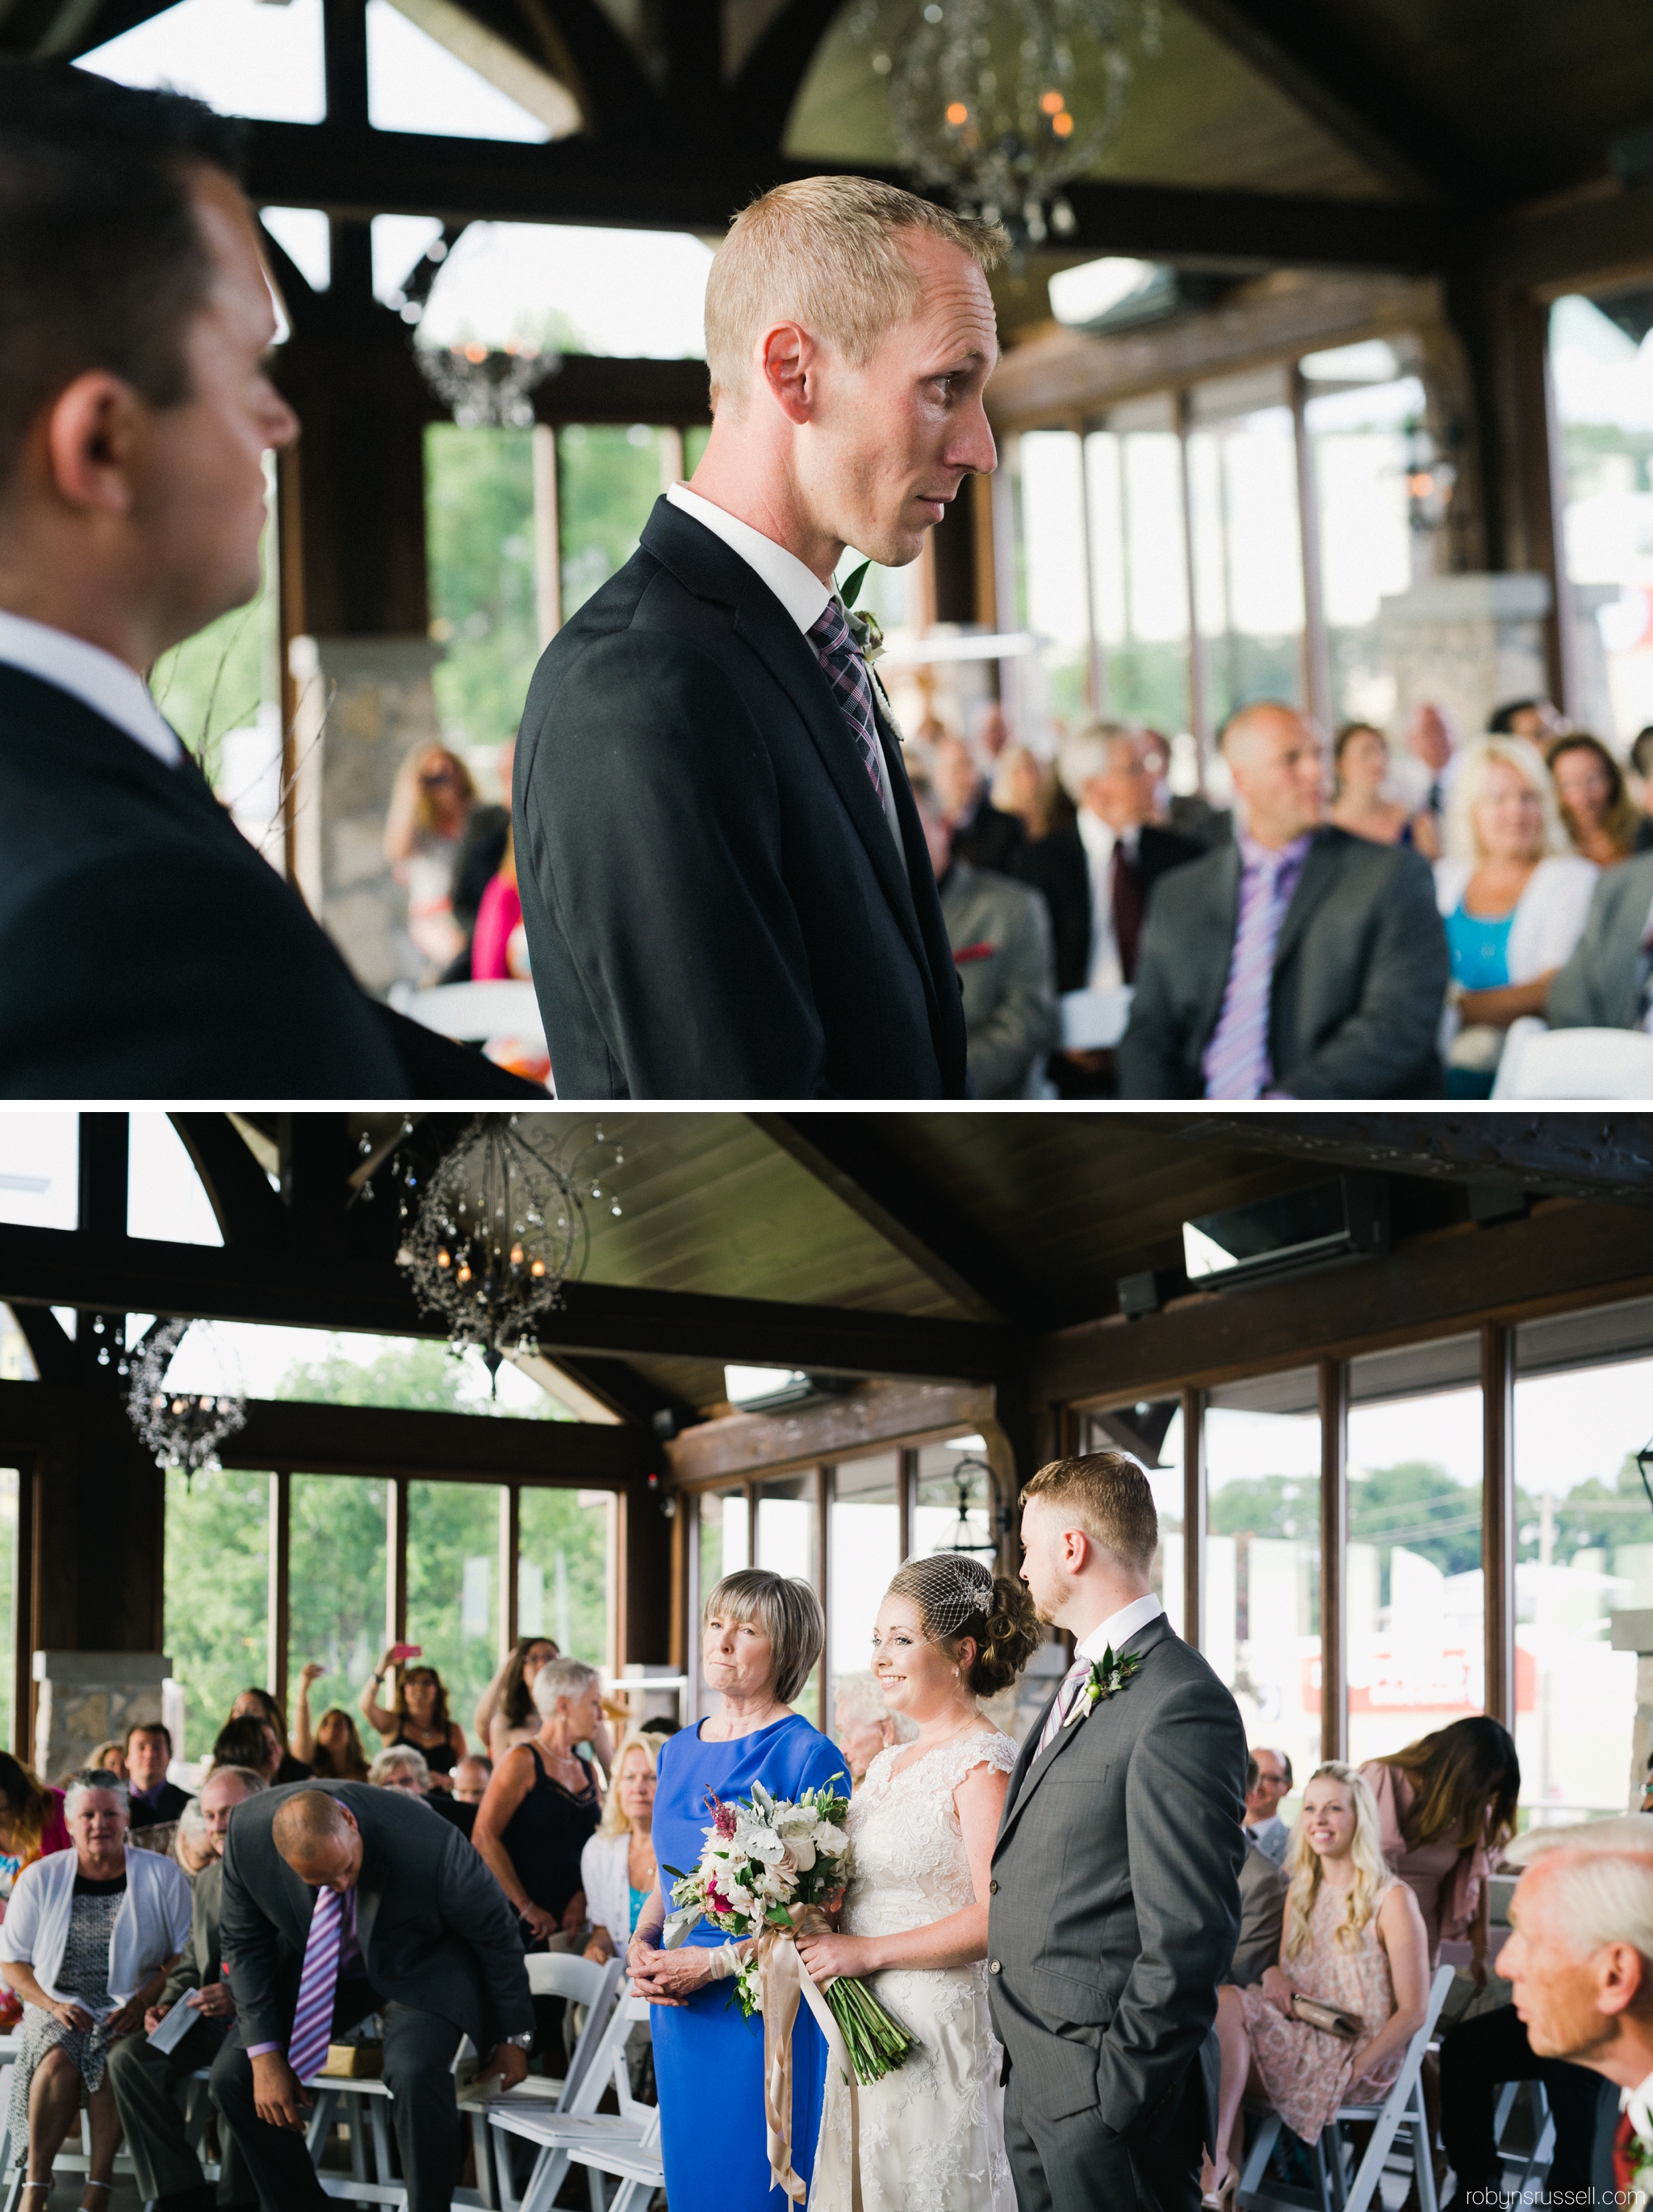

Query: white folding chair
[303,2023,500,2211]
[1492,2076,1556,2202]
[386,980,545,1047]
[563,1997,662,2212]
[1492,1016,1653,1098]
[1239,1964,1456,2212]
[487,1959,630,2212]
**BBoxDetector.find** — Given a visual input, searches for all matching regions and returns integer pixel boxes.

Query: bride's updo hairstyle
[887,1553,1040,1696]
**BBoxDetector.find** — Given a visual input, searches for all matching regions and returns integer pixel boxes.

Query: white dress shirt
[0,608,181,767]
[1073,1589,1165,1667]
[1075,809,1140,993]
[665,482,904,857]
[1623,2067,1653,2143]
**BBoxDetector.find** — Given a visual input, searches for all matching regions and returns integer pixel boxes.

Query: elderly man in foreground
[212,1784,533,2212]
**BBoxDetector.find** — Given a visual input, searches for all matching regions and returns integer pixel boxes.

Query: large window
[164,1466,270,1760]
[827,1454,902,1708]
[425,424,538,751]
[914,1439,993,1556]
[407,1481,503,1754]
[1082,1400,1186,1638]
[289,1474,388,1743]
[1205,1370,1321,1787]
[1085,399,1193,733]
[1186,370,1307,727]
[518,1486,613,1673]
[689,1487,750,1720]
[558,424,670,621]
[758,1474,819,1718]
[1346,1338,1484,1767]
[1017,429,1090,725]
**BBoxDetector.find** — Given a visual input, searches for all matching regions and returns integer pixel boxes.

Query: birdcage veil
[891,1551,996,1642]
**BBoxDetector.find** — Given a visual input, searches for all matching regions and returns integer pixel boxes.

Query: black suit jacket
[1117,825,1448,1098]
[220,1781,532,2057]
[953,799,1025,877]
[514,498,969,1099]
[0,665,534,1099]
[1015,821,1203,994]
[129,1780,195,1832]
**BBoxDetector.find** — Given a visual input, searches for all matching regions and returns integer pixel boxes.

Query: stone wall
[33,1650,171,1788]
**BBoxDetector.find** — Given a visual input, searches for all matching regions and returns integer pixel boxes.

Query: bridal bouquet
[663,1777,915,2087]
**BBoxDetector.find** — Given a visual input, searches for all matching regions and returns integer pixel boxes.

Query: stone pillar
[304,634,448,993]
[33,1651,170,1787]
[1379,572,1553,742]
[1611,1608,1653,1808]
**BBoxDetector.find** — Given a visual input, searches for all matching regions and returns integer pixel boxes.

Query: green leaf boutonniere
[1063,1645,1144,1729]
[838,558,886,668]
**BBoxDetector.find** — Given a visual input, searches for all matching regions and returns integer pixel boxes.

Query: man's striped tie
[1037,1658,1092,1758]
[287,1885,343,2083]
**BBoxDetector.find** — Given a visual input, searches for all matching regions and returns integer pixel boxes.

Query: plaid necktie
[1037,1658,1092,1758]
[287,1885,343,2082]
[807,599,885,804]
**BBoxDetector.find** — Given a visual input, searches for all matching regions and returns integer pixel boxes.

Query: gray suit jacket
[1117,826,1447,1098]
[1547,850,1653,1030]
[220,1782,532,2056]
[939,859,1060,1098]
[1229,1840,1290,1988]
[986,1615,1247,2149]
[160,1856,227,2012]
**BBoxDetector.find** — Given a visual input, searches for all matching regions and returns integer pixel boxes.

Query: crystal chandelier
[414,337,560,430]
[391,1115,622,1389]
[125,1318,248,1487]
[849,0,1159,249]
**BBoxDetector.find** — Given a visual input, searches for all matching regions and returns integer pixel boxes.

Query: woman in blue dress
[629,1568,843,2212]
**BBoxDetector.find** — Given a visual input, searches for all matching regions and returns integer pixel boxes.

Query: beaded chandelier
[125,1318,248,1486]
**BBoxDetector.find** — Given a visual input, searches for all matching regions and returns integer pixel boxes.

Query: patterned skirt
[6,1892,123,2166]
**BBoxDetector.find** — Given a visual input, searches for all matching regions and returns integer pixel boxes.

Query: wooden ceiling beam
[0,1223,1019,1382]
[730,0,842,148]
[663,1378,997,1487]
[169,1114,286,1248]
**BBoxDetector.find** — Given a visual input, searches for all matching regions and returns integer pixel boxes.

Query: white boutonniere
[1063,1645,1145,1728]
[838,558,885,669]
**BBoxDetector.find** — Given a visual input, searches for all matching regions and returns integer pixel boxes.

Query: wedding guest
[0,1770,191,2206]
[0,1757,70,1922]
[833,1670,916,1786]
[1628,727,1653,841]
[360,1652,467,1790]
[515,176,998,1099]
[472,1657,603,1944]
[1121,703,1447,1098]
[1359,1714,1518,1975]
[580,1731,659,1966]
[88,1745,126,1783]
[172,1799,216,1880]
[1232,1830,1291,1990]
[1204,1763,1429,2201]
[1329,721,1436,854]
[629,1570,841,2212]
[291,1666,369,1781]
[1548,732,1643,867]
[442,734,513,981]
[933,732,1025,874]
[474,1637,560,1767]
[452,1754,492,1805]
[470,833,527,981]
[1245,1748,1293,1864]
[384,744,477,975]
[124,1724,192,1832]
[976,703,1011,762]
[1405,700,1459,839]
[0,63,534,1101]
[106,1763,264,2212]
[1489,698,1563,741]
[225,1687,311,1785]
[1546,843,1653,1031]
[1434,738,1597,1093]
[991,745,1063,846]
[369,1747,433,1797]
[209,1716,282,1789]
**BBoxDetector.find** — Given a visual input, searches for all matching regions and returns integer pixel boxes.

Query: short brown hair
[1020,1451,1158,1574]
[703,1568,823,1705]
[703,175,1007,412]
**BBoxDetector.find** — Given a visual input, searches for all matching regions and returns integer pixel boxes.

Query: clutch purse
[1290,1993,1362,2043]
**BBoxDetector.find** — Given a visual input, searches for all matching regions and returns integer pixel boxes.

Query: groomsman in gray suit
[987,1453,1247,2212]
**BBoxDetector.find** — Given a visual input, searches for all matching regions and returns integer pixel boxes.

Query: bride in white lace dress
[799,1553,1041,2212]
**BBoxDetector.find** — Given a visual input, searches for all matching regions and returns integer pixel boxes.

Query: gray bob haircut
[704,1568,823,1706]
[532,1655,601,1718]
[65,1768,129,1817]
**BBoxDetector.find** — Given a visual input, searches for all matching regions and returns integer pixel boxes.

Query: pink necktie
[287,1886,343,2082]
[1037,1658,1091,1758]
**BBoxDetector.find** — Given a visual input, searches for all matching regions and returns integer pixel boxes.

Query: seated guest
[0,1769,191,2206]
[1489,697,1563,741]
[172,1799,215,1880]
[1120,702,1447,1099]
[1360,1715,1518,1975]
[360,1651,468,1790]
[1404,700,1459,842]
[1434,737,1597,1095]
[87,1743,126,1783]
[211,1716,283,1790]
[1549,732,1643,868]
[1628,725,1653,844]
[991,743,1062,847]
[225,1687,311,1786]
[472,1658,603,1946]
[1546,843,1653,1032]
[0,1755,70,1920]
[932,732,1025,874]
[912,768,1058,1098]
[1244,1749,1293,1866]
[833,1671,918,1787]
[107,1763,264,2212]
[429,1754,493,1841]
[639,1716,679,1741]
[441,734,513,981]
[369,1746,432,1797]
[211,1787,533,2211]
[580,1731,659,1966]
[1203,1762,1429,2201]
[292,1666,369,1781]
[1329,721,1436,854]
[471,834,528,981]
[1232,1826,1291,1990]
[0,63,536,1101]
[124,1722,192,1832]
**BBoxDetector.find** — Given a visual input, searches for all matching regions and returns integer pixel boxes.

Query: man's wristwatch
[502,2030,534,2050]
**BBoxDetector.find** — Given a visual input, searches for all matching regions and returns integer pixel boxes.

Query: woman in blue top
[629,1570,843,2212]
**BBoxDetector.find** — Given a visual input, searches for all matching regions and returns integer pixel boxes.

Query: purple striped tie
[1202,846,1299,1099]
[1037,1658,1092,1756]
[287,1885,343,2082]
[807,599,885,804]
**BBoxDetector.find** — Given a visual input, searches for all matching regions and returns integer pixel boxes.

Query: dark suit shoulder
[1140,824,1205,876]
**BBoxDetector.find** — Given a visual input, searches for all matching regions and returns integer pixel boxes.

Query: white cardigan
[0,1846,191,2004]
[580,1829,637,1947]
[1434,854,1599,983]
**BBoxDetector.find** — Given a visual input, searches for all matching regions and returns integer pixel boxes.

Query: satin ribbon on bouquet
[757,1903,863,2212]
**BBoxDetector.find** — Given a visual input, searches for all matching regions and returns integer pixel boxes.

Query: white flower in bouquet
[783,1834,818,1873]
[812,1821,848,1859]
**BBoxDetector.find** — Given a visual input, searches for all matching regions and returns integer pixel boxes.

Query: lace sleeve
[943,1730,1019,1796]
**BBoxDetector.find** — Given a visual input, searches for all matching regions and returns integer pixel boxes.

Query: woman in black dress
[360,1656,469,1790]
[472,1656,604,1942]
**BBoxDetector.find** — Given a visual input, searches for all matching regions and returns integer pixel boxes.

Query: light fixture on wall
[125,1318,248,1487]
[942,1447,998,1553]
[391,1114,622,1391]
[847,0,1161,253]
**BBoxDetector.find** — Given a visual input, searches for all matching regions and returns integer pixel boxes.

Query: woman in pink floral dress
[1199,1763,1430,2207]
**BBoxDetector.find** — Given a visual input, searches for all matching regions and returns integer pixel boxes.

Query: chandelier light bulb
[510,1243,525,1266]
[530,1258,546,1277]
[437,1248,451,1269]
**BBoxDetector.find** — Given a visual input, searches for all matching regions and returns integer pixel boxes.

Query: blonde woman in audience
[990,745,1062,845]
[1200,1763,1429,2210]
[87,1744,125,1783]
[580,1729,659,1964]
[383,743,477,972]
[1433,736,1597,1096]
